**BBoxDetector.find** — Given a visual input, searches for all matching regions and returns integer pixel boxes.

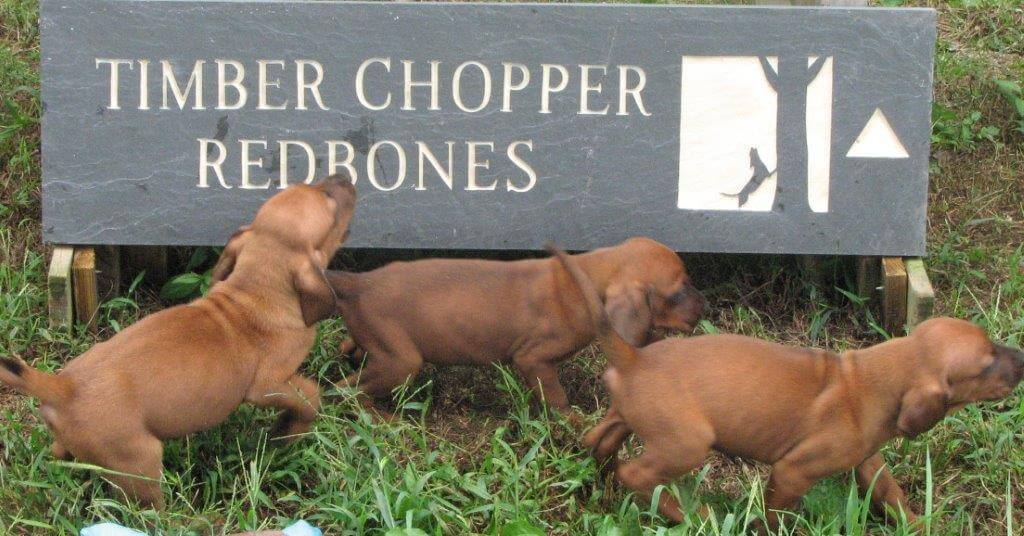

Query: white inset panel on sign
[806,56,833,213]
[677,56,778,211]
[847,108,909,158]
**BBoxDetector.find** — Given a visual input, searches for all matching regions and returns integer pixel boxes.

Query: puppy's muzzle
[678,283,707,331]
[320,174,356,204]
[995,344,1024,386]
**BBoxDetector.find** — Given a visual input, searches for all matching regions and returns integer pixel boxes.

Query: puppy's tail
[546,244,639,370]
[0,355,71,406]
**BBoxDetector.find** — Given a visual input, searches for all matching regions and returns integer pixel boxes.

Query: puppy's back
[629,335,839,458]
[332,257,572,364]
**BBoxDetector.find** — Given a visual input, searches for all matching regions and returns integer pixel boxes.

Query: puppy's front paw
[598,457,621,479]
[50,440,72,460]
[269,412,313,443]
[338,338,368,369]
[899,509,921,531]
[563,408,587,430]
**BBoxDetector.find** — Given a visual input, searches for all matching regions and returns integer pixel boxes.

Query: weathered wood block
[882,257,908,335]
[72,247,100,330]
[47,246,74,328]
[905,257,934,330]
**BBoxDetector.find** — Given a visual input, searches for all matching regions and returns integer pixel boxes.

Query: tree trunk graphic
[759,55,827,213]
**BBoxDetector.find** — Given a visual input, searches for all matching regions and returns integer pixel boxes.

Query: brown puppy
[551,246,1023,528]
[326,237,705,413]
[0,176,355,509]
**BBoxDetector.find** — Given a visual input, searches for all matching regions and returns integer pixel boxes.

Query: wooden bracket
[72,248,100,331]
[905,258,935,330]
[881,257,908,335]
[48,245,123,329]
[47,246,75,328]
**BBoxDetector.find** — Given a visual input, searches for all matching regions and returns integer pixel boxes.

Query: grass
[1,0,1023,534]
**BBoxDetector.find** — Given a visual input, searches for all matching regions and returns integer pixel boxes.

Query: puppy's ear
[897,383,949,438]
[211,225,252,284]
[604,282,652,346]
[293,255,336,327]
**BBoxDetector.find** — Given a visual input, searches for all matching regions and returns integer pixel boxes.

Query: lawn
[1,0,1023,534]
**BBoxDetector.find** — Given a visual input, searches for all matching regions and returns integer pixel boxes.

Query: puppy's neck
[211,246,308,328]
[849,336,921,385]
[573,250,619,296]
[841,336,923,442]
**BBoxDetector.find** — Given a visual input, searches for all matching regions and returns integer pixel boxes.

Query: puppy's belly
[142,384,250,438]
[411,326,522,366]
[422,343,513,366]
[712,435,792,463]
[703,402,807,462]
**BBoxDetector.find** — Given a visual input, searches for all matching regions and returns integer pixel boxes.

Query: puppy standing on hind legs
[0,175,356,509]
[548,244,1024,530]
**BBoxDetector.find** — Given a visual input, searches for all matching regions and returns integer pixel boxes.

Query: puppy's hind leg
[339,337,368,370]
[339,337,358,357]
[90,434,165,510]
[615,427,713,523]
[593,422,630,470]
[249,374,322,442]
[584,407,631,472]
[340,335,424,420]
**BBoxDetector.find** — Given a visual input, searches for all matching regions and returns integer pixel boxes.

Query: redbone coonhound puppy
[0,175,355,508]
[326,237,705,414]
[550,246,1023,529]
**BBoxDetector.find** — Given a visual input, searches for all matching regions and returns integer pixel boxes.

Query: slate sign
[41,1,936,255]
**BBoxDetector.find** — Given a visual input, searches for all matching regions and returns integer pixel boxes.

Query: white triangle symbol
[846,109,909,159]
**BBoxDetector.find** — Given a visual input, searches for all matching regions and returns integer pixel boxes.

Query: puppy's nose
[997,344,1024,380]
[999,344,1024,362]
[320,174,356,201]
[688,284,708,315]
[321,174,348,186]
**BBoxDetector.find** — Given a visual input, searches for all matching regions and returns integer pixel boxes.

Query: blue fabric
[80,523,148,536]
[282,520,322,536]
[81,520,321,536]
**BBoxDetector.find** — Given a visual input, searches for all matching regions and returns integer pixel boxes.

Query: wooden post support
[904,258,935,331]
[73,247,100,331]
[768,0,868,292]
[48,246,75,328]
[96,244,121,300]
[123,245,169,286]
[882,257,908,335]
[801,255,826,290]
[856,256,881,300]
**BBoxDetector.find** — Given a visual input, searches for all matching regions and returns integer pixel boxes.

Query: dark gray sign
[41,1,936,255]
